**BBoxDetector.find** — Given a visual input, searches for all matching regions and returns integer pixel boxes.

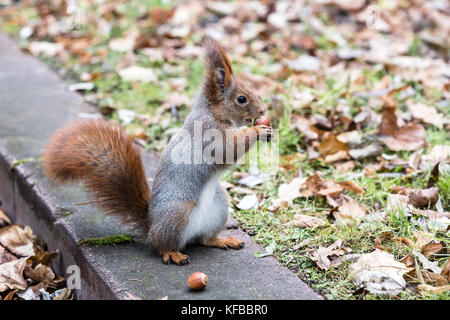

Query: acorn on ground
[187,272,208,291]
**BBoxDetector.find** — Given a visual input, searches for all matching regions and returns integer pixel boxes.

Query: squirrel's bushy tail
[43,120,150,232]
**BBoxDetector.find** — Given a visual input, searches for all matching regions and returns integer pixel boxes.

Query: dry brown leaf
[24,263,55,287]
[379,123,426,151]
[394,237,414,247]
[307,239,348,270]
[0,208,11,228]
[392,186,439,208]
[378,104,426,151]
[305,172,343,197]
[422,242,443,259]
[273,177,305,208]
[337,181,364,194]
[318,135,350,163]
[417,284,450,295]
[349,249,411,296]
[293,214,326,229]
[328,194,366,225]
[441,259,450,282]
[0,245,17,264]
[412,231,437,251]
[0,225,34,257]
[0,257,29,292]
[291,115,319,141]
[373,231,396,251]
[406,100,449,129]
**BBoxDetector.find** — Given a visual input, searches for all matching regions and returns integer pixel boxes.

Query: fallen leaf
[238,173,270,188]
[0,208,11,228]
[286,55,320,72]
[307,239,348,270]
[24,263,55,288]
[379,123,426,151]
[293,214,326,228]
[441,259,450,282]
[254,241,276,258]
[28,41,63,57]
[0,225,34,257]
[273,177,305,208]
[118,66,157,82]
[236,195,258,210]
[349,249,411,296]
[421,145,450,168]
[318,135,350,163]
[378,104,426,151]
[412,231,437,251]
[392,186,439,208]
[406,100,449,129]
[336,181,364,194]
[0,258,29,292]
[329,195,366,225]
[385,194,414,216]
[412,251,442,274]
[0,245,17,264]
[305,172,343,197]
[117,109,136,125]
[349,143,383,160]
[422,242,443,259]
[291,115,318,141]
[417,284,450,295]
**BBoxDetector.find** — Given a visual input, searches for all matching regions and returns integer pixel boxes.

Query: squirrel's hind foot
[202,237,244,250]
[159,250,189,265]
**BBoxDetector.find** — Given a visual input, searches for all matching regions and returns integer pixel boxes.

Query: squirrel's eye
[237,96,247,104]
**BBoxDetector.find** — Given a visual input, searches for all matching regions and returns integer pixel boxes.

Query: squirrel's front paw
[255,125,273,142]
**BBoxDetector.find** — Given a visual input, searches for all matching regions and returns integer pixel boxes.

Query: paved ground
[0,33,321,300]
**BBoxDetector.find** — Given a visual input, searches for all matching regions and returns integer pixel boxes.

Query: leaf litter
[1,0,449,300]
[0,209,73,300]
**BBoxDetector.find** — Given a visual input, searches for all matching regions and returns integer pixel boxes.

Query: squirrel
[43,38,273,265]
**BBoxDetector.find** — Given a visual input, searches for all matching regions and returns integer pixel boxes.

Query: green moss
[10,157,43,170]
[77,234,134,247]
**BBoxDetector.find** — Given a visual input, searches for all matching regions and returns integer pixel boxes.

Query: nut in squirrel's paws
[255,125,273,142]
[160,250,189,265]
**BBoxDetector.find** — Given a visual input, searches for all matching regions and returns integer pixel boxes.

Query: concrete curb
[0,34,321,300]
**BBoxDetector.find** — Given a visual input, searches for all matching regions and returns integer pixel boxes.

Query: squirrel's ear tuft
[204,37,233,97]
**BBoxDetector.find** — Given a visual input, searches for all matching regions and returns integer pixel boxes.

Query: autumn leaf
[378,105,426,151]
[392,186,439,208]
[0,208,11,228]
[0,258,29,292]
[328,194,367,225]
[0,225,35,258]
[307,239,350,270]
[293,214,326,229]
[349,249,411,296]
[318,134,350,163]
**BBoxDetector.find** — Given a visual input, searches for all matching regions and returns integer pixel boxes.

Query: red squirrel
[43,38,272,265]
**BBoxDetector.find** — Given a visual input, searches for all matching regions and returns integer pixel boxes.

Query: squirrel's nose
[258,106,265,115]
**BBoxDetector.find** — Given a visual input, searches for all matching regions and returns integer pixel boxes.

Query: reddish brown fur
[43,120,150,232]
[202,38,265,127]
[203,37,234,104]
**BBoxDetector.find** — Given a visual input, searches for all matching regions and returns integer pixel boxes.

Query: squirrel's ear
[204,37,233,97]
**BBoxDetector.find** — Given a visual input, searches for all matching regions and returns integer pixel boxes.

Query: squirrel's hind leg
[201,237,244,250]
[158,249,189,265]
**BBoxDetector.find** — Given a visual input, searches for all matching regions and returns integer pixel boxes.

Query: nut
[187,272,208,291]
[255,116,270,126]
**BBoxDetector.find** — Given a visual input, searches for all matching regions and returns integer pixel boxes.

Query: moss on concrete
[77,234,134,247]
